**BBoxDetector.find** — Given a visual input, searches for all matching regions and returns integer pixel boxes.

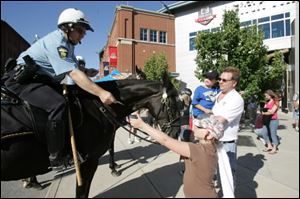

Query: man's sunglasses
[218,78,234,83]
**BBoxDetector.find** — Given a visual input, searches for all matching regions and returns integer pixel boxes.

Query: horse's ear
[135,65,147,80]
[162,71,171,88]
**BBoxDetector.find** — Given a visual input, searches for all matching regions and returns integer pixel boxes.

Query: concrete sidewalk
[46,111,299,198]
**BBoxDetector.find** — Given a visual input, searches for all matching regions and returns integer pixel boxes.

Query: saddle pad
[1,104,33,138]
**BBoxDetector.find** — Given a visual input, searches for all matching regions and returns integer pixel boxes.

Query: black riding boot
[46,120,66,170]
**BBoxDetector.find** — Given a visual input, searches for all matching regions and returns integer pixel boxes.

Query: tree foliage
[195,10,286,101]
[144,53,168,81]
[143,53,180,90]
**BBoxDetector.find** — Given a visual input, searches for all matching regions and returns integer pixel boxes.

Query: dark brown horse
[1,74,180,198]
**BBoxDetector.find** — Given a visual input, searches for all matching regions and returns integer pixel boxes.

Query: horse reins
[93,100,159,144]
[92,91,180,145]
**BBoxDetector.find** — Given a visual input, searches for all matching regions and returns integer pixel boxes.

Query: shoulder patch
[57,46,68,59]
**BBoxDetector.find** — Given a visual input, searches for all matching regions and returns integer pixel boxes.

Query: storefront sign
[109,46,117,67]
[195,7,216,25]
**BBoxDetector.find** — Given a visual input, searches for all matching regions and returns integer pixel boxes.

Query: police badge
[57,46,68,59]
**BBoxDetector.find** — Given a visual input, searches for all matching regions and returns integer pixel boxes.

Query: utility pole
[33,34,39,44]
[159,1,171,14]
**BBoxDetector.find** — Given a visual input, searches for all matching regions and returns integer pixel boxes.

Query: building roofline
[104,4,174,53]
[117,5,174,17]
[157,1,198,13]
[1,19,30,46]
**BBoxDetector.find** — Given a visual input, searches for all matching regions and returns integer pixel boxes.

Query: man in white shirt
[212,67,244,177]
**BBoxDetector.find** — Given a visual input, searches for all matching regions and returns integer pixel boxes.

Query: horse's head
[70,73,181,139]
[114,73,181,138]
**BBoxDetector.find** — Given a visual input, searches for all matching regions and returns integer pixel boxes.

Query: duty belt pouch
[13,55,38,84]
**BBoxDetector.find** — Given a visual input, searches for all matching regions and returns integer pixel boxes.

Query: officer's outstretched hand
[99,91,116,105]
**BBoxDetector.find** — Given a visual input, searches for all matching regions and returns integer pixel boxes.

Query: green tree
[143,53,180,90]
[195,10,286,101]
[144,53,168,81]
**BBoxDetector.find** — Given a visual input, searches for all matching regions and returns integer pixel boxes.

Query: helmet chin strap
[66,29,80,45]
[64,26,82,45]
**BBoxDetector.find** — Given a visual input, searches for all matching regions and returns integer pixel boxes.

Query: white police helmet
[58,8,94,32]
[76,55,85,63]
[76,55,86,68]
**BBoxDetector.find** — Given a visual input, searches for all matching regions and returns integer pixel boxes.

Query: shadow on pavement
[99,143,169,173]
[237,135,256,147]
[94,162,182,198]
[235,153,266,198]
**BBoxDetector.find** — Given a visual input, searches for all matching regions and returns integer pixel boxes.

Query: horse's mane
[66,79,163,101]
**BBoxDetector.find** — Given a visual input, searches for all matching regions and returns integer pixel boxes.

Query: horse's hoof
[111,170,121,177]
[23,182,43,190]
[23,181,30,188]
[109,163,121,169]
[114,164,121,169]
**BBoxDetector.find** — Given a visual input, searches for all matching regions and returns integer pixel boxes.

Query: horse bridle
[154,88,180,135]
[92,88,180,144]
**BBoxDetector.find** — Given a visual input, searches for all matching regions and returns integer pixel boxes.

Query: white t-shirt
[212,89,244,141]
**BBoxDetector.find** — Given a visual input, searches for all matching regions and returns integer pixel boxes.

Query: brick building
[99,5,175,77]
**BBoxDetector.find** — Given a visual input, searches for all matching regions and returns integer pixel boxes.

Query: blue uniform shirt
[192,85,220,117]
[17,29,77,83]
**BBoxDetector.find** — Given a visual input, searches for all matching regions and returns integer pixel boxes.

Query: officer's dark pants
[4,71,66,158]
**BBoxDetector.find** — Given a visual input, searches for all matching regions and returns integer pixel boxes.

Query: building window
[271,13,284,20]
[140,28,147,41]
[189,37,196,51]
[255,12,292,40]
[258,23,270,39]
[150,30,157,42]
[285,12,290,18]
[271,20,284,38]
[189,32,197,37]
[124,18,128,38]
[189,32,197,51]
[258,16,270,23]
[159,31,167,43]
[285,19,291,36]
[211,27,220,33]
[201,29,210,33]
[240,20,252,27]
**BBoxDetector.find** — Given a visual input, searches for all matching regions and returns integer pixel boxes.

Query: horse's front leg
[109,143,121,177]
[75,157,98,198]
[21,176,43,190]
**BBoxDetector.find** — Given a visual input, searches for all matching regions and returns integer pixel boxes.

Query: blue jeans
[262,119,279,145]
[255,128,264,138]
[222,142,237,176]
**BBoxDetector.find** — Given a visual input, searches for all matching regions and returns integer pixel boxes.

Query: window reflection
[258,23,270,39]
[272,21,284,38]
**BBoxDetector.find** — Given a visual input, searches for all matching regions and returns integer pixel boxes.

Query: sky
[1,1,177,69]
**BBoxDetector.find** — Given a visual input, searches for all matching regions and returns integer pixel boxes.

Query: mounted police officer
[3,8,116,170]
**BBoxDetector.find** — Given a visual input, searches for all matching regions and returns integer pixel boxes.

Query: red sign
[109,46,117,67]
[195,15,216,25]
[195,7,216,25]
